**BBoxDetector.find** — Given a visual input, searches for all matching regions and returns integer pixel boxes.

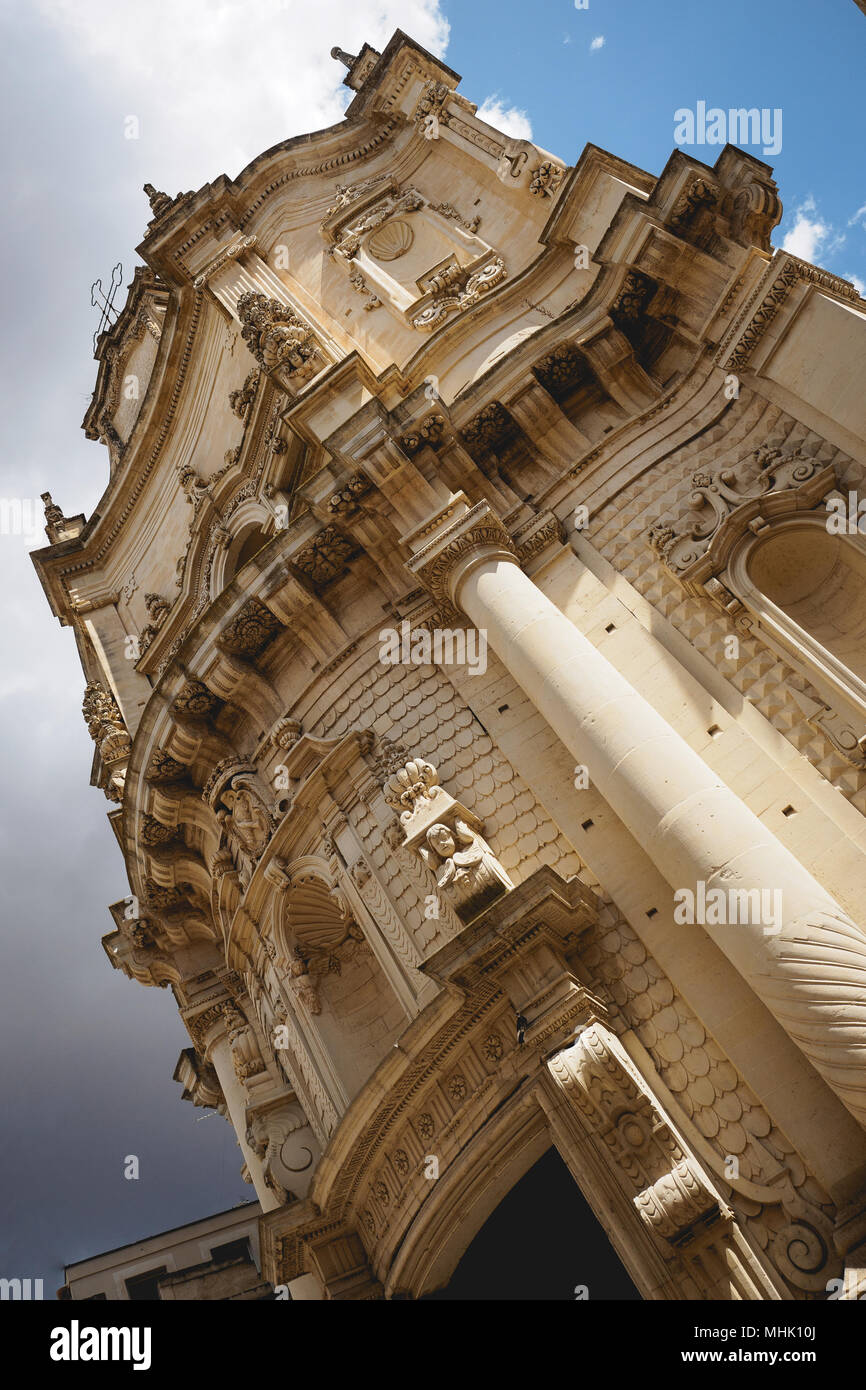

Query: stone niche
[321,178,505,332]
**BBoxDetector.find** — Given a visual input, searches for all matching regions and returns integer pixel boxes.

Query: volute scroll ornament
[647,445,824,576]
[635,1159,720,1241]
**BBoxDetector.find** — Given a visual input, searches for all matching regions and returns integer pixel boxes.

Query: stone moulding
[716,252,862,373]
[192,234,257,289]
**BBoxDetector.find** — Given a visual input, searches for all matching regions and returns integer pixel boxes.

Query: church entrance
[423,1147,641,1300]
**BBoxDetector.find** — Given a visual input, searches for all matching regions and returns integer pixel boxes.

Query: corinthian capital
[405,497,517,610]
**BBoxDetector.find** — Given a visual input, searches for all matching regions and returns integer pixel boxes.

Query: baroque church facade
[33,30,866,1300]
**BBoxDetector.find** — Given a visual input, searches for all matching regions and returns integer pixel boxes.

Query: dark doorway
[424,1147,641,1301]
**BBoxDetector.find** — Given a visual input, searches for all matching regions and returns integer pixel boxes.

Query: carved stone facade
[33,31,866,1301]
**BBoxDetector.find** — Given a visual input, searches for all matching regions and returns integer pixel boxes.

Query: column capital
[405,497,517,610]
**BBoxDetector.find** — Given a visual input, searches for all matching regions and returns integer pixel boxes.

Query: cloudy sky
[1,0,863,1297]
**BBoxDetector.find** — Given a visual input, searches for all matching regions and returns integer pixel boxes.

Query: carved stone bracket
[291,524,360,587]
[217,597,282,658]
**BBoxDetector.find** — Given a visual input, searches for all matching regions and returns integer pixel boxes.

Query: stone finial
[143,183,173,219]
[41,491,64,528]
[330,46,357,69]
[383,758,441,820]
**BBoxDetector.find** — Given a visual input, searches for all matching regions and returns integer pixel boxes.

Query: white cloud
[848,203,866,229]
[590,35,605,51]
[32,0,450,188]
[475,95,533,141]
[844,271,866,297]
[782,196,832,261]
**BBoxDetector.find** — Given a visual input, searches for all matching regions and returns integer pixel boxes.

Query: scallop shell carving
[366,218,414,262]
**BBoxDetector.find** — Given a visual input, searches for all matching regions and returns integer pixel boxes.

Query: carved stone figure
[82,682,131,762]
[220,779,273,860]
[420,818,513,919]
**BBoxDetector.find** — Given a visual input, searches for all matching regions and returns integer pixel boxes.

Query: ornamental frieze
[410,255,506,332]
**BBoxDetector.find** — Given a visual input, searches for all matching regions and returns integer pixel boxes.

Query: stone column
[408,499,866,1131]
[199,1019,280,1213]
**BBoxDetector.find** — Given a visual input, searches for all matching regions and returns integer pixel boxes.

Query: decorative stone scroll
[411,256,506,332]
[647,445,827,577]
[545,1023,788,1298]
[82,682,131,764]
[246,1100,321,1203]
[236,290,324,389]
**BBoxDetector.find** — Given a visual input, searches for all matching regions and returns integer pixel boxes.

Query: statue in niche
[420,818,512,920]
[216,775,274,887]
[220,779,272,858]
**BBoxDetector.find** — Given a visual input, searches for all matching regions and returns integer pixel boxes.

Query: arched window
[210,508,273,597]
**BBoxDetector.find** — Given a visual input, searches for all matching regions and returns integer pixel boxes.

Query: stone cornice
[715,251,862,372]
[192,234,257,289]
